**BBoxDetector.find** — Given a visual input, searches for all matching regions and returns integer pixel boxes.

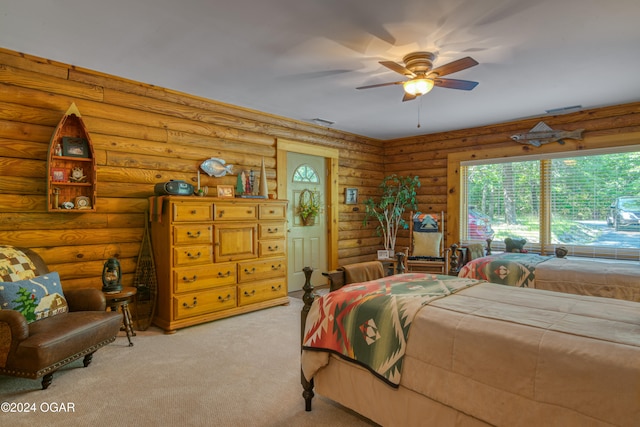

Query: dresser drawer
[173,245,212,266]
[172,202,213,222]
[237,257,285,282]
[213,203,257,220]
[258,239,285,257]
[238,279,287,306]
[173,286,237,320]
[173,224,212,245]
[258,222,285,239]
[173,262,237,293]
[259,204,286,220]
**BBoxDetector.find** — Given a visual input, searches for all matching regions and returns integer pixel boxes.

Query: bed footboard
[300,266,315,411]
[301,253,406,411]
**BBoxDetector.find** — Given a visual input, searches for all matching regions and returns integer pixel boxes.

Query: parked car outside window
[468,208,495,240]
[607,196,640,231]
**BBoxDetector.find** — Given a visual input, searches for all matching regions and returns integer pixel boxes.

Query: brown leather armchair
[0,246,122,389]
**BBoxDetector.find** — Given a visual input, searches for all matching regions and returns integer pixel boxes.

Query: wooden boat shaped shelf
[47,103,97,212]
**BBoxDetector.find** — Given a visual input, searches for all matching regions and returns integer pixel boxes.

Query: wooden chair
[405,211,450,274]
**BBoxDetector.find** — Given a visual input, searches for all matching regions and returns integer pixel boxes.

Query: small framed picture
[377,250,389,260]
[217,185,234,198]
[51,168,67,182]
[62,137,89,158]
[345,188,358,205]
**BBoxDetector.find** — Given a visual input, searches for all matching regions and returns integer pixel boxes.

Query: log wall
[0,48,385,290]
[384,103,640,250]
[1,47,638,290]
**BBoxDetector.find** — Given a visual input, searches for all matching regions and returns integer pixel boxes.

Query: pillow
[413,232,442,257]
[467,243,485,260]
[0,246,37,282]
[0,272,67,323]
[412,212,439,232]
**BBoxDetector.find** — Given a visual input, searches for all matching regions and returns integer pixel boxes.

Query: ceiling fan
[357,51,479,101]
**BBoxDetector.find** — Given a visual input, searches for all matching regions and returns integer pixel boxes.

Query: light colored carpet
[0,297,377,426]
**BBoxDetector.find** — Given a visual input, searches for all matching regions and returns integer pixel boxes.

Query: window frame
[446,132,640,261]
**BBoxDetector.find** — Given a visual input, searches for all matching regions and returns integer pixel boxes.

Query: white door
[287,152,327,291]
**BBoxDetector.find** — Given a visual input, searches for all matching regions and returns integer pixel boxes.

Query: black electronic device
[154,180,194,196]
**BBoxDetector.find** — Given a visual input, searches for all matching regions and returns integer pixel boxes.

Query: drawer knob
[191,210,197,215]
[182,275,198,283]
[267,227,278,233]
[186,230,201,238]
[218,294,232,303]
[217,271,231,278]
[244,290,256,297]
[247,210,253,214]
[271,284,282,291]
[244,267,256,275]
[268,245,279,251]
[271,264,281,271]
[186,251,202,259]
[182,297,198,309]
[218,210,224,217]
[269,210,275,214]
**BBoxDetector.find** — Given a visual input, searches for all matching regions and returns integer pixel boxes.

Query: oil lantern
[102,258,122,293]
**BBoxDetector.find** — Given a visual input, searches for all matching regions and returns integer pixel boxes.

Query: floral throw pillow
[0,272,68,323]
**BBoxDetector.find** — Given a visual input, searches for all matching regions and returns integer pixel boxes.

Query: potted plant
[363,175,420,254]
[298,189,321,226]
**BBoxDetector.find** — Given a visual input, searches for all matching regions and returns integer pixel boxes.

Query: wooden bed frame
[320,253,406,292]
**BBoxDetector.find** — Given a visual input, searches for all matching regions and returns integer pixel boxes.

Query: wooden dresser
[150,196,288,333]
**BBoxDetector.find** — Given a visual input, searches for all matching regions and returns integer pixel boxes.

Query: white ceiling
[2,0,640,140]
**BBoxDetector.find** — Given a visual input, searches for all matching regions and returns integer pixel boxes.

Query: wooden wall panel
[385,105,640,248]
[0,47,384,289]
[2,46,637,288]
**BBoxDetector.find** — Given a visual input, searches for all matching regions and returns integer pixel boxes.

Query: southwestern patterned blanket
[458,253,553,288]
[302,273,483,386]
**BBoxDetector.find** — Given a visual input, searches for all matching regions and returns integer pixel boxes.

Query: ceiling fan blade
[380,61,415,77]
[402,92,417,102]
[428,56,478,77]
[433,78,479,90]
[356,81,404,90]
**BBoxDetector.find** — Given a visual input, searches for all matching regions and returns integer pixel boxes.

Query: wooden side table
[104,287,137,347]
[380,252,407,276]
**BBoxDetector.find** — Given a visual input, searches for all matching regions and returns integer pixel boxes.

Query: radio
[154,180,194,196]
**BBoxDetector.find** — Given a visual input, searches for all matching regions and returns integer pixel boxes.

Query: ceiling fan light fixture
[403,78,434,96]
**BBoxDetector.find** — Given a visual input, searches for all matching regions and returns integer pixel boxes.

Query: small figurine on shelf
[69,167,86,183]
[53,187,60,210]
[236,173,244,196]
[54,143,62,156]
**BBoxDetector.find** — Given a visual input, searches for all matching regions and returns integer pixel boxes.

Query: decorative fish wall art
[200,157,234,177]
[511,121,584,147]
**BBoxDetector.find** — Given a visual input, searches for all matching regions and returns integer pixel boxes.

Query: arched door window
[292,164,319,183]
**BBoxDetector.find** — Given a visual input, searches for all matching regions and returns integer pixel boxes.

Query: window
[461,148,640,259]
[292,164,319,183]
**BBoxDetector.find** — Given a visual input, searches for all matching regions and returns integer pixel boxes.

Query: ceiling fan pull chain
[417,96,423,128]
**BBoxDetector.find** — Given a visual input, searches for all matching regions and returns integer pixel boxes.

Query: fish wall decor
[200,158,234,177]
[511,121,584,147]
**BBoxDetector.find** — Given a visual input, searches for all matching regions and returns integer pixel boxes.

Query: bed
[458,253,640,302]
[300,270,640,426]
